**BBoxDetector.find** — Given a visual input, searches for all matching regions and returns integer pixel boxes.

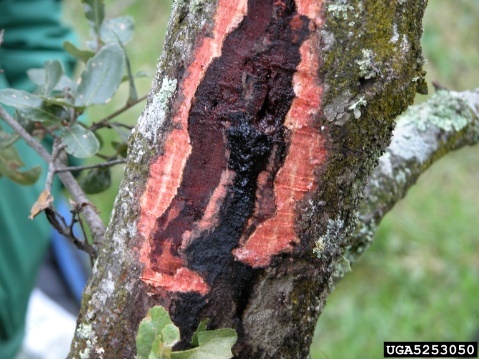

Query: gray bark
[343,88,479,274]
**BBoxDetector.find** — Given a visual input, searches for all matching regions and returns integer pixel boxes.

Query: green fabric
[0,1,76,358]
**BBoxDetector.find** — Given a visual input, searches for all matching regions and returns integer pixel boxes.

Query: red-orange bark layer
[233,1,325,267]
[138,0,248,295]
[138,0,326,299]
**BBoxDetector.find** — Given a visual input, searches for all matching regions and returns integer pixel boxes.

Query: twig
[110,121,133,130]
[71,202,98,263]
[75,210,96,267]
[55,158,126,173]
[89,94,147,131]
[95,152,110,160]
[45,207,97,261]
[36,121,60,140]
[0,107,50,159]
[44,138,63,192]
[0,105,106,245]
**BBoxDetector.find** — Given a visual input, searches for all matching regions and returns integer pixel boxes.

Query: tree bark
[68,0,443,358]
[343,88,479,273]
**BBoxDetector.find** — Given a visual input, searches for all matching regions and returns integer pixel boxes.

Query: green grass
[420,1,479,93]
[62,2,479,358]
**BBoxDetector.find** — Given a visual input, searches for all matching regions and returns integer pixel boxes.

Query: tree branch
[88,94,147,131]
[44,206,98,261]
[55,158,126,173]
[0,105,106,246]
[44,138,63,193]
[341,88,479,274]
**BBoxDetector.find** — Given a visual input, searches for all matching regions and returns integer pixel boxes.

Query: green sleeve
[0,1,76,358]
[0,0,76,92]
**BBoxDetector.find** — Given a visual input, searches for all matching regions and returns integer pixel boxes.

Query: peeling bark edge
[341,88,479,274]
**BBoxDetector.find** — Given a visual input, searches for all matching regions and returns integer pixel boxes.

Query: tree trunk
[69,0,432,357]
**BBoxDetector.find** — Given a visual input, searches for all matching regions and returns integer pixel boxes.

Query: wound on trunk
[139,0,326,297]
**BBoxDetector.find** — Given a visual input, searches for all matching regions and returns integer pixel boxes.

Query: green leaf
[0,89,42,109]
[0,130,19,150]
[170,329,237,359]
[95,132,105,149]
[27,68,77,92]
[61,123,100,158]
[40,96,75,109]
[100,16,135,45]
[20,105,65,123]
[41,104,70,122]
[121,42,138,104]
[104,26,137,104]
[13,111,35,135]
[27,69,46,88]
[74,43,125,107]
[136,306,181,359]
[191,320,209,348]
[82,0,105,37]
[197,329,237,348]
[136,306,237,359]
[0,145,41,185]
[162,324,181,348]
[112,141,128,158]
[121,70,149,82]
[24,60,64,96]
[85,39,98,52]
[111,123,131,143]
[63,41,95,63]
[149,335,167,359]
[79,167,111,194]
[43,60,64,96]
[0,89,64,122]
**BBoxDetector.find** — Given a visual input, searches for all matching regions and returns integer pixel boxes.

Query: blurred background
[63,1,479,358]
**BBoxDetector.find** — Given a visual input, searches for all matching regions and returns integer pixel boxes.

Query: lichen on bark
[308,0,429,265]
[344,88,479,268]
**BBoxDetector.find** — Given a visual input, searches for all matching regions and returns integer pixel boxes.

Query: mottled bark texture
[342,88,479,275]
[69,0,433,358]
